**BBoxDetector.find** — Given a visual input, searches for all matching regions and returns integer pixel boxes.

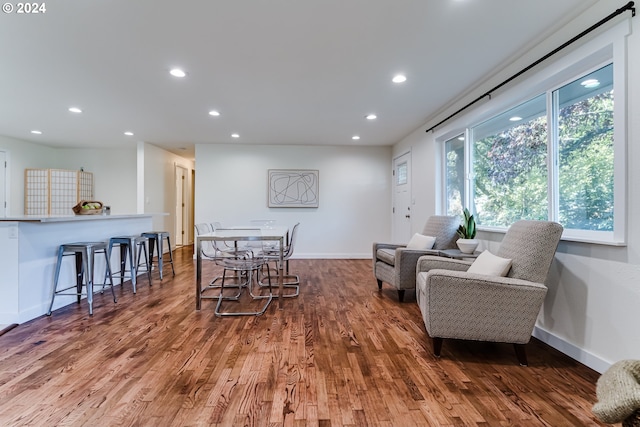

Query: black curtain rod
[426,1,636,134]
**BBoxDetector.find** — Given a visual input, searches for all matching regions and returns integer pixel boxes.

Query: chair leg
[137,241,152,285]
[126,242,136,293]
[432,337,443,357]
[249,265,272,299]
[397,289,405,302]
[218,268,242,301]
[166,235,175,276]
[257,261,298,297]
[75,253,84,304]
[47,246,65,315]
[148,237,156,273]
[103,240,114,288]
[377,279,382,290]
[83,248,93,316]
[156,236,164,280]
[103,249,116,303]
[514,343,528,366]
[215,267,262,317]
[119,244,127,286]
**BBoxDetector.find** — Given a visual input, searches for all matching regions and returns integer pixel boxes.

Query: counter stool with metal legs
[105,235,152,293]
[46,241,116,316]
[141,231,175,280]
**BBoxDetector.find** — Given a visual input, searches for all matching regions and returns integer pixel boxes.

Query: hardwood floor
[0,246,606,426]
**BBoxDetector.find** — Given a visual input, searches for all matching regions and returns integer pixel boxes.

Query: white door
[392,152,412,243]
[175,165,188,246]
[0,151,6,217]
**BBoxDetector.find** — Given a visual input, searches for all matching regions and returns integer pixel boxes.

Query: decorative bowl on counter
[72,200,103,215]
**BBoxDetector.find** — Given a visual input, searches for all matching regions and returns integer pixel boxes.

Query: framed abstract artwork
[268,169,319,208]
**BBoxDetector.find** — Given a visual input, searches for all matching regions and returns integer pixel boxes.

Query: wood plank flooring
[0,246,606,426]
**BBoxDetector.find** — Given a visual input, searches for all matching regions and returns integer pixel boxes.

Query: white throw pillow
[467,250,512,277]
[406,233,436,250]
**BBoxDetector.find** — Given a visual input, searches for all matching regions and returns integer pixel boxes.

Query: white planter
[456,238,478,254]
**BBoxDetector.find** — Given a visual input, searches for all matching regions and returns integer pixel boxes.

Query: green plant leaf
[458,208,477,238]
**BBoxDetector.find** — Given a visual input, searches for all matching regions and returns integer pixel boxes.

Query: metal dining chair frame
[210,228,274,317]
[195,222,247,296]
[258,223,300,298]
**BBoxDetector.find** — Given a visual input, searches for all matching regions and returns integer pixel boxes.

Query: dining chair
[195,222,246,295]
[212,228,273,316]
[258,222,300,297]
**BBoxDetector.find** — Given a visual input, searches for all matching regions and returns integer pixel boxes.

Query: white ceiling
[0,0,600,160]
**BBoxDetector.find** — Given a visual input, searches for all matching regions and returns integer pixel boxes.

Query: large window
[472,94,548,227]
[445,134,465,217]
[556,65,614,232]
[441,52,624,244]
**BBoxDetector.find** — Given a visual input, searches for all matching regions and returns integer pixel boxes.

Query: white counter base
[0,214,154,324]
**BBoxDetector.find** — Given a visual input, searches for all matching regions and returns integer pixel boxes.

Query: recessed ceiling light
[457,136,464,141]
[352,135,360,140]
[231,133,239,138]
[366,114,377,120]
[169,68,186,78]
[68,107,82,113]
[509,116,522,121]
[31,130,42,135]
[208,110,220,117]
[392,74,407,83]
[581,79,600,88]
[124,131,134,136]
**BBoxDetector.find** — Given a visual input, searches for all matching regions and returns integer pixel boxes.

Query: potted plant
[456,208,478,254]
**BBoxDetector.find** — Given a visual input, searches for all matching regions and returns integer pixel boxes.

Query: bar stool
[105,235,152,293]
[46,241,116,316]
[141,231,175,279]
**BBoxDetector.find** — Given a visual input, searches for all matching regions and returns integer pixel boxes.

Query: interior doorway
[392,151,412,243]
[190,169,195,244]
[175,164,189,246]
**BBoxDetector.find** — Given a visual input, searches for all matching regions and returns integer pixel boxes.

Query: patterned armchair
[372,215,459,302]
[415,220,563,365]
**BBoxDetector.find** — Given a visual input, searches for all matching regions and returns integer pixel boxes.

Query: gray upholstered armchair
[373,215,459,302]
[415,220,563,365]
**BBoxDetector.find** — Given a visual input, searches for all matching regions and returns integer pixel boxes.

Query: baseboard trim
[289,253,371,259]
[192,253,372,260]
[533,326,610,374]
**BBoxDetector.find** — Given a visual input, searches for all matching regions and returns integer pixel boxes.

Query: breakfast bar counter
[0,214,155,324]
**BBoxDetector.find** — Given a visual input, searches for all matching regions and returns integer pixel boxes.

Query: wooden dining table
[194,225,289,311]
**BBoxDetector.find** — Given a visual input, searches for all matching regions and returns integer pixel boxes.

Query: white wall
[0,136,191,236]
[0,136,144,216]
[195,143,391,258]
[57,147,138,215]
[142,142,194,245]
[0,135,61,216]
[393,129,440,236]
[393,0,639,372]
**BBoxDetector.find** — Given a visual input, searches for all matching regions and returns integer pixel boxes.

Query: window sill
[477,226,626,247]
